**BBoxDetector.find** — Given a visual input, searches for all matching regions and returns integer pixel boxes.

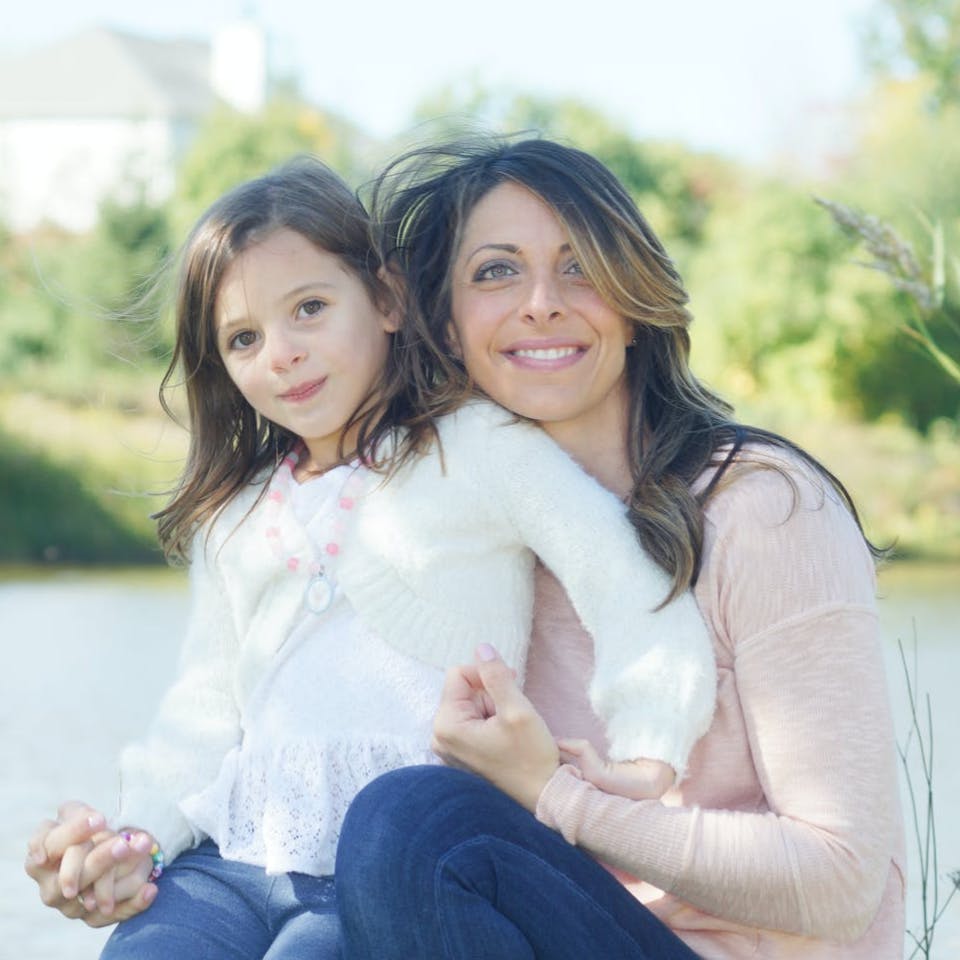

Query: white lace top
[180,464,444,876]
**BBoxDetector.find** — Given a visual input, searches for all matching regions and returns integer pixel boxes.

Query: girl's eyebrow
[216,315,247,336]
[216,280,339,333]
[286,280,338,298]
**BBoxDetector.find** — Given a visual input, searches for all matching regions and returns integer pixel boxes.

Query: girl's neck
[294,440,355,483]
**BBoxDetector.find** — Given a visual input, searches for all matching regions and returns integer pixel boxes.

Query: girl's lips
[278,377,326,402]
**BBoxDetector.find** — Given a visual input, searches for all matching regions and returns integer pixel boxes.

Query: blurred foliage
[0,423,158,565]
[0,392,185,564]
[169,95,370,240]
[0,68,958,564]
[410,85,736,256]
[865,0,960,108]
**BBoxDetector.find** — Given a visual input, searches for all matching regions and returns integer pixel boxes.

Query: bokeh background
[1,1,958,957]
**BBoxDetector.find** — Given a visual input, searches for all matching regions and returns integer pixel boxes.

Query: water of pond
[1,562,957,959]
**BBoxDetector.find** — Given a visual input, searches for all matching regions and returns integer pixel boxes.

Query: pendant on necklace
[305,569,335,614]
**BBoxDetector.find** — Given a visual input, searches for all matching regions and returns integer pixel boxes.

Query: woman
[333,136,906,959]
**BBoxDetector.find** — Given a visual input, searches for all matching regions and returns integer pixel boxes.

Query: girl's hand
[79,830,157,917]
[557,739,675,800]
[24,801,157,926]
[432,644,560,812]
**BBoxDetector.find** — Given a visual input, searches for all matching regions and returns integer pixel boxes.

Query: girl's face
[215,228,397,473]
[449,182,634,448]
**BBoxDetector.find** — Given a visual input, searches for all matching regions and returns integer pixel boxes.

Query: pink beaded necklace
[263,446,365,614]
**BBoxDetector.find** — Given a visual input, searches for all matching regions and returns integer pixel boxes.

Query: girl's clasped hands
[26,802,157,926]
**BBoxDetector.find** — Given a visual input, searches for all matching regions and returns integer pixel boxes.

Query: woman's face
[449,182,633,446]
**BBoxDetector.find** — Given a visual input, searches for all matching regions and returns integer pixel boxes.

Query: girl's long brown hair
[155,156,433,563]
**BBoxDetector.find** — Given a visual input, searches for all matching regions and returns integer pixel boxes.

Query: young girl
[26,157,714,956]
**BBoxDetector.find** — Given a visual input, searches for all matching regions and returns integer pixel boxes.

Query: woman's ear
[377,266,403,333]
[445,320,463,360]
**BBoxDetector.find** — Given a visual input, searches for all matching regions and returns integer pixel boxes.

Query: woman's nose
[521,272,564,325]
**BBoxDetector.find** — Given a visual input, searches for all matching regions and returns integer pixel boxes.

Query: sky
[3,0,883,166]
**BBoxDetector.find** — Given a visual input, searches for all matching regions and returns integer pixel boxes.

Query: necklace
[263,446,365,615]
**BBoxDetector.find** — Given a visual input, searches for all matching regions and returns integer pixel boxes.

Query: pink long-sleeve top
[526,451,906,960]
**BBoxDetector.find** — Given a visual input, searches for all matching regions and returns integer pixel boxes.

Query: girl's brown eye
[299,299,326,317]
[229,330,258,350]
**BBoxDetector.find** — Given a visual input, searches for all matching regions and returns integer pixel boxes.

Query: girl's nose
[268,330,307,372]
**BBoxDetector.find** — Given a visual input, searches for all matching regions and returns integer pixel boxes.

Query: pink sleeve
[535,458,903,943]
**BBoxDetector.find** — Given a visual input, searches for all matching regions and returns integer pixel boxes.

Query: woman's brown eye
[476,262,516,281]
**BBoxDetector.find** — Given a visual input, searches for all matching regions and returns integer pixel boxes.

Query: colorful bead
[148,842,164,882]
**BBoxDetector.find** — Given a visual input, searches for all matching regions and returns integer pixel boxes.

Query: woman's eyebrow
[463,243,519,261]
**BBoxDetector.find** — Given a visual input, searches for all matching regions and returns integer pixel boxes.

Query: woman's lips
[503,343,586,369]
[278,377,326,402]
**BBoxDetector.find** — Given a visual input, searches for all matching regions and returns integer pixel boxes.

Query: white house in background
[0,23,267,233]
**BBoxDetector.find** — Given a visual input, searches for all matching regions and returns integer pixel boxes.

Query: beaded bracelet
[147,842,164,881]
[120,832,165,882]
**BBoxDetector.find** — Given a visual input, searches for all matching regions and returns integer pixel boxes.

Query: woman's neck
[541,415,633,500]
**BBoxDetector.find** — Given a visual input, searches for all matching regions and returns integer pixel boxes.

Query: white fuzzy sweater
[117,400,715,861]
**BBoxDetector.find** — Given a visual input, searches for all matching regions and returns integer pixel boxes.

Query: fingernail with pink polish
[477,643,497,662]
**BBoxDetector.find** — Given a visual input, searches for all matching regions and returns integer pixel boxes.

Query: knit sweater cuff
[536,764,690,893]
[602,704,701,780]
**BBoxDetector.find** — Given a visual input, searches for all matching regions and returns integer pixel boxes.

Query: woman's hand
[24,801,158,927]
[432,644,560,812]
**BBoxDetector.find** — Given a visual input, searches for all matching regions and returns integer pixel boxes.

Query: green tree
[171,96,368,239]
[410,84,735,254]
[684,177,852,415]
[866,0,960,108]
[817,79,960,428]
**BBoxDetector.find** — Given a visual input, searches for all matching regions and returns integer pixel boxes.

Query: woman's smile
[503,339,586,368]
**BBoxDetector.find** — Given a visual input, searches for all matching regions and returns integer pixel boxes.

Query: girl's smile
[277,377,328,403]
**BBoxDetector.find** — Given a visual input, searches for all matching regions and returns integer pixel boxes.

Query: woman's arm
[535,461,902,942]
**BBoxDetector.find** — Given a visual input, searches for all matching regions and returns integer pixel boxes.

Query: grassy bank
[1,390,958,567]
[0,392,185,565]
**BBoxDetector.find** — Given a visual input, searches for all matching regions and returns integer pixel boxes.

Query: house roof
[0,26,215,120]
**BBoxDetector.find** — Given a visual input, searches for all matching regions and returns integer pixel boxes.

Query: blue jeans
[100,841,341,959]
[335,765,702,959]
